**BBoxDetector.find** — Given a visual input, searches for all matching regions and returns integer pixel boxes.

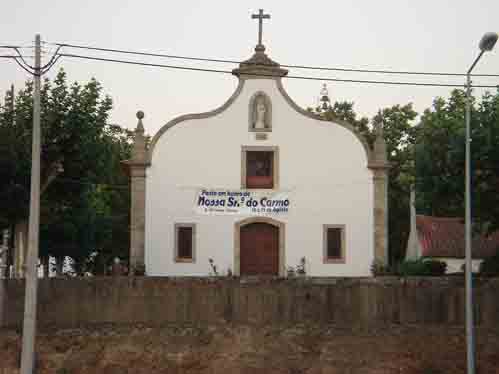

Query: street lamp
[465,31,497,374]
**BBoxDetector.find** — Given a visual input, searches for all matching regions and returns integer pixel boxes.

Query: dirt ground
[1,325,499,374]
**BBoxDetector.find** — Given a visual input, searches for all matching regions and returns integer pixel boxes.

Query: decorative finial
[132,111,147,162]
[135,111,145,133]
[319,83,331,111]
[320,84,328,96]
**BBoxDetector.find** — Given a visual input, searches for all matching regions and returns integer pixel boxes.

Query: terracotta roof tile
[416,215,499,259]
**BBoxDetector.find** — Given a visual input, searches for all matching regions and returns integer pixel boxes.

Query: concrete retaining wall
[1,277,499,328]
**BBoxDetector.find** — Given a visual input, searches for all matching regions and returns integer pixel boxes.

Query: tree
[0,70,133,275]
[317,100,374,145]
[416,88,499,233]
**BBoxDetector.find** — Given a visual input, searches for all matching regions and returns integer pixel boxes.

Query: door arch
[234,217,285,276]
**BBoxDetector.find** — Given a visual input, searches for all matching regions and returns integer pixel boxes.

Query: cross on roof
[252,9,270,47]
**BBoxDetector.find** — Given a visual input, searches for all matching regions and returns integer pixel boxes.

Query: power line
[57,53,499,88]
[0,55,35,59]
[50,42,241,65]
[0,45,33,49]
[0,43,62,76]
[13,58,35,75]
[49,41,499,78]
[58,52,232,73]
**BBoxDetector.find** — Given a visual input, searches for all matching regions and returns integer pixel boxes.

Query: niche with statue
[249,91,272,132]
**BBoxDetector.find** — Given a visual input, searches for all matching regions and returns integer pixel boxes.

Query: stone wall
[2,277,499,329]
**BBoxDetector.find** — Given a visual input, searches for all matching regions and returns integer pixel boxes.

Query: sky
[1,0,499,135]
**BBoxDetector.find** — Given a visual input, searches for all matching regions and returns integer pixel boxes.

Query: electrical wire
[41,55,62,75]
[13,58,35,75]
[5,41,499,86]
[57,53,499,88]
[12,47,35,70]
[0,45,33,49]
[49,41,499,78]
[0,43,62,76]
[0,55,35,59]
[50,42,241,65]
[41,45,62,71]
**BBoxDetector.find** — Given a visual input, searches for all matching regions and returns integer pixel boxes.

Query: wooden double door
[240,223,279,276]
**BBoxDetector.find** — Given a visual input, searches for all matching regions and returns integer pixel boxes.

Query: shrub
[397,258,447,276]
[424,259,447,276]
[480,249,499,276]
[370,259,394,276]
[397,259,429,276]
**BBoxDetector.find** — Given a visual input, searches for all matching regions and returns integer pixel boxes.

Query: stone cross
[252,9,270,46]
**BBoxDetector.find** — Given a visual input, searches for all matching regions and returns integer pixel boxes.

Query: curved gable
[276,79,372,161]
[147,80,245,162]
[148,77,372,164]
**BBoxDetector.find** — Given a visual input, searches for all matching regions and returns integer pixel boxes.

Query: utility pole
[20,33,42,374]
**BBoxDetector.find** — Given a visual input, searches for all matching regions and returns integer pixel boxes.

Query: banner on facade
[195,188,291,215]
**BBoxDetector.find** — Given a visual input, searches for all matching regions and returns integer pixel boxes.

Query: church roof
[416,215,499,259]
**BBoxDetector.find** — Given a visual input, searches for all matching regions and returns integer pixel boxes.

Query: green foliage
[0,70,134,274]
[479,249,499,276]
[318,101,374,145]
[398,259,447,276]
[398,259,428,276]
[415,90,467,217]
[371,258,447,277]
[415,88,499,233]
[370,259,394,276]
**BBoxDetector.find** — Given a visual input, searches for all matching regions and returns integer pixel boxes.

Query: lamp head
[479,32,498,51]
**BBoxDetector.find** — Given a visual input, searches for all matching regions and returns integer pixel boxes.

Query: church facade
[125,12,389,277]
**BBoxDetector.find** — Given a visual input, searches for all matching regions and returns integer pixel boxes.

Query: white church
[124,10,389,277]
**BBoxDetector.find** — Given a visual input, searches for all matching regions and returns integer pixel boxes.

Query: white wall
[145,78,373,277]
[438,258,482,274]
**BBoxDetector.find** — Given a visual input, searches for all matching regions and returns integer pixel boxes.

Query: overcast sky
[1,0,498,134]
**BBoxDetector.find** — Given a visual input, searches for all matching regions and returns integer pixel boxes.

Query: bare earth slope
[1,325,499,374]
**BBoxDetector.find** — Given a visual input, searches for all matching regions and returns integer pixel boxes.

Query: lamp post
[464,31,497,374]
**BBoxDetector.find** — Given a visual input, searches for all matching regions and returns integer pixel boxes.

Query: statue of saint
[253,96,267,129]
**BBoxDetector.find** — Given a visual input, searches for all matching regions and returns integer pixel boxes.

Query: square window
[323,225,345,263]
[246,151,273,189]
[175,224,195,262]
